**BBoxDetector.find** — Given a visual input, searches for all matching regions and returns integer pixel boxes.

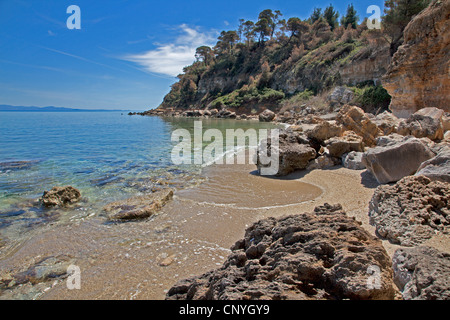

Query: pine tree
[341,4,359,29]
[383,0,432,55]
[323,4,339,31]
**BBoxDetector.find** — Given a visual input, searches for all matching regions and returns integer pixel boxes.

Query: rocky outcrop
[339,43,391,87]
[342,151,365,170]
[392,246,450,300]
[397,107,445,141]
[369,176,450,246]
[256,130,316,176]
[361,138,435,184]
[383,0,450,118]
[415,148,450,183]
[373,111,400,136]
[103,189,174,221]
[305,120,343,143]
[166,204,396,300]
[327,86,354,109]
[325,131,364,158]
[40,186,81,207]
[306,155,337,170]
[259,109,276,122]
[336,105,382,147]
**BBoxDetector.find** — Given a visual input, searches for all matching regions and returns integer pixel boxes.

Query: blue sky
[0,0,385,110]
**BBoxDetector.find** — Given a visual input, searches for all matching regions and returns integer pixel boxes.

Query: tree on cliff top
[323,4,340,31]
[383,0,432,55]
[309,8,323,24]
[341,4,359,29]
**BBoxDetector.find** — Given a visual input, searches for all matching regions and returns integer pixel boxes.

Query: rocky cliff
[383,0,450,118]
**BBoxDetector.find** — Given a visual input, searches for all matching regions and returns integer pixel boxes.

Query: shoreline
[0,162,395,300]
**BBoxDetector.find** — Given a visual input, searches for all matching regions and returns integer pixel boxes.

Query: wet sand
[0,164,407,300]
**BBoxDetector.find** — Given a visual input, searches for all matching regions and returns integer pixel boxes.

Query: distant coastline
[0,105,130,112]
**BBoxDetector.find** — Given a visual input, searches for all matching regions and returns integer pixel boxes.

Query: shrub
[352,85,392,113]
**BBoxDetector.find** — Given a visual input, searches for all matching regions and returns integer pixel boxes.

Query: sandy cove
[0,164,447,300]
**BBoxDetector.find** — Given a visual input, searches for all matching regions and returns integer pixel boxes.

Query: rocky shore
[161,102,449,300]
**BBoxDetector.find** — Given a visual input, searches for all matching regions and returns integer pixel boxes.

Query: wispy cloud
[122,24,217,77]
[40,46,131,74]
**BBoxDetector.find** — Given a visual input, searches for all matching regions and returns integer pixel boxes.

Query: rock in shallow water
[166,204,396,300]
[40,186,81,207]
[103,189,174,221]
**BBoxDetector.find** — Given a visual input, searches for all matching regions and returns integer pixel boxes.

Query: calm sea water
[0,112,274,253]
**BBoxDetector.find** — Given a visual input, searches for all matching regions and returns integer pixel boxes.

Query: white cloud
[123,24,217,77]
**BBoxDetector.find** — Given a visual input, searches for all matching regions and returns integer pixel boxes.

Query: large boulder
[166,204,396,300]
[415,148,450,183]
[40,186,81,207]
[336,105,382,147]
[342,151,365,170]
[305,120,343,143]
[259,109,276,122]
[306,155,337,170]
[361,138,435,184]
[392,246,450,300]
[382,0,450,118]
[256,130,316,176]
[103,189,174,221]
[325,131,364,158]
[327,86,354,108]
[369,176,450,246]
[373,111,400,136]
[397,107,445,141]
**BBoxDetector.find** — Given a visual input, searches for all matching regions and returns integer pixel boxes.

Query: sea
[0,112,275,255]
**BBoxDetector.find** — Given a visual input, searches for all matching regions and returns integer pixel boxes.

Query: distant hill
[0,105,130,112]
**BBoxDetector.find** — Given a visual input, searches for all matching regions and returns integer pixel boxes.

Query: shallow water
[0,113,323,299]
[0,113,275,256]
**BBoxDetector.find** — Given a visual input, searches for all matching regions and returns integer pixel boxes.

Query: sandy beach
[0,162,421,300]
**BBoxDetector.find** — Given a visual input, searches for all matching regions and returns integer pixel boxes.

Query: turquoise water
[0,112,275,253]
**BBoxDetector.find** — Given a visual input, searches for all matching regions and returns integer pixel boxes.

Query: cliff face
[157,41,391,114]
[383,0,450,118]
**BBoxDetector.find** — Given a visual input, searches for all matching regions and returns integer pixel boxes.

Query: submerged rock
[104,189,174,221]
[369,176,450,246]
[0,255,75,299]
[166,204,396,300]
[0,160,39,172]
[40,186,81,207]
[392,246,450,300]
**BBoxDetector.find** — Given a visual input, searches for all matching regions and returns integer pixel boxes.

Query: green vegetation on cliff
[157,1,429,114]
